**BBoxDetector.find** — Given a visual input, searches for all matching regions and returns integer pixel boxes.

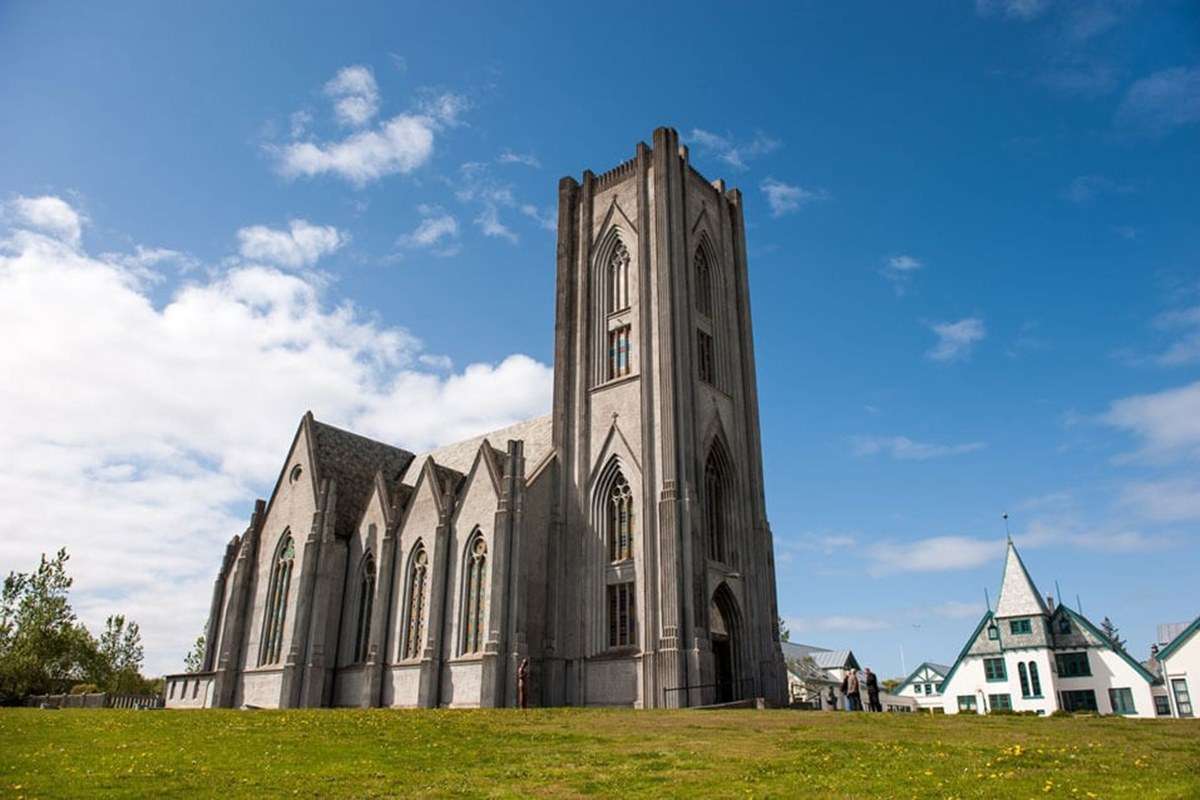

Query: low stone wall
[25,693,164,709]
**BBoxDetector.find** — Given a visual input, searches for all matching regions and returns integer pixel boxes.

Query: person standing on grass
[826,686,837,711]
[844,668,861,711]
[517,657,530,709]
[865,667,882,712]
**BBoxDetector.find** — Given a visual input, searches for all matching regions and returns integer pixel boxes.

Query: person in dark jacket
[865,667,882,712]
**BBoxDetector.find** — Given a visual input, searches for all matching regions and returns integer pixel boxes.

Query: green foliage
[777,616,790,643]
[1100,616,1127,651]
[69,683,100,695]
[881,677,902,693]
[183,634,206,674]
[0,709,1196,798]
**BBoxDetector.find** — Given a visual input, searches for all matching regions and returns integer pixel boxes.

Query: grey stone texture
[165,128,788,709]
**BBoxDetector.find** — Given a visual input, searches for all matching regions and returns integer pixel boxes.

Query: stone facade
[165,128,788,709]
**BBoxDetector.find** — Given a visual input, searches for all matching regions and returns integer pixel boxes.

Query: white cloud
[926,317,986,362]
[236,219,345,269]
[1152,306,1200,366]
[1117,66,1200,136]
[397,208,460,256]
[881,254,923,295]
[324,65,380,128]
[276,115,436,186]
[0,198,552,675]
[852,435,986,461]
[1102,380,1200,461]
[930,600,986,620]
[866,535,1000,575]
[10,195,85,246]
[499,150,541,168]
[454,162,530,243]
[975,0,1049,20]
[760,177,827,218]
[687,128,780,170]
[519,204,556,231]
[787,615,889,634]
[1120,478,1200,523]
[475,204,518,243]
[416,91,470,128]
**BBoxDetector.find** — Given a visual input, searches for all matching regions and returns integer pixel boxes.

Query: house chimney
[1151,644,1159,656]
[1047,595,1055,608]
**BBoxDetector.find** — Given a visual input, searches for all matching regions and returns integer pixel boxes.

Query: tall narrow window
[695,248,713,317]
[608,582,635,648]
[353,555,375,663]
[461,535,487,655]
[1028,662,1042,696]
[607,241,630,313]
[704,445,731,563]
[608,472,633,562]
[258,533,295,666]
[401,545,428,661]
[1018,662,1030,697]
[608,326,631,380]
[697,330,715,384]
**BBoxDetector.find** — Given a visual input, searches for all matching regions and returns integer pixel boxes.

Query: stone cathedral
[165,128,788,709]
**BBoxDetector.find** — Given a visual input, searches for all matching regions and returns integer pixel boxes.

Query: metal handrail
[662,677,757,708]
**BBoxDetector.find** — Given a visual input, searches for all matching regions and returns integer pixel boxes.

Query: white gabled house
[893,662,951,710]
[1152,616,1199,718]
[940,539,1161,718]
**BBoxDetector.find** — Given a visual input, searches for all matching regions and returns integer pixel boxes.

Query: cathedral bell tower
[547,127,787,707]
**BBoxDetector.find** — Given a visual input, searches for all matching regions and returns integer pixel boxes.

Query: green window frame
[1108,688,1136,715]
[924,682,933,694]
[1055,651,1091,677]
[957,695,977,712]
[1154,695,1171,716]
[1009,619,1032,635]
[984,657,1006,682]
[1029,662,1042,696]
[1060,689,1098,712]
[914,683,923,694]
[1172,679,1193,717]
[988,693,1012,711]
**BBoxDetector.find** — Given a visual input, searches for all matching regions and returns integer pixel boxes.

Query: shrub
[70,683,100,695]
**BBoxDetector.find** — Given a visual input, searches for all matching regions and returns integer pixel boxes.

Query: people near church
[842,668,861,711]
[864,667,882,712]
[517,657,530,710]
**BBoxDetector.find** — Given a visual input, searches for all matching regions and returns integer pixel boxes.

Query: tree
[0,549,97,701]
[183,634,206,673]
[1100,617,1127,651]
[881,677,903,693]
[97,615,146,694]
[777,617,790,643]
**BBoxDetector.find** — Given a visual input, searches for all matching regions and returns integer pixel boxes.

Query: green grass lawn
[1,708,1197,799]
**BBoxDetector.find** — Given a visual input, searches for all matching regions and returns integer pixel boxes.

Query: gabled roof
[938,610,994,690]
[1057,605,1160,684]
[780,642,830,662]
[1152,614,1200,662]
[779,642,859,671]
[308,417,413,538]
[994,539,1049,618]
[895,661,951,694]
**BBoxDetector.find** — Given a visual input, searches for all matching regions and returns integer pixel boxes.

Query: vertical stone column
[201,537,238,672]
[281,479,333,708]
[301,489,346,708]
[363,501,399,708]
[420,468,453,708]
[479,445,516,708]
[503,440,527,707]
[212,499,265,708]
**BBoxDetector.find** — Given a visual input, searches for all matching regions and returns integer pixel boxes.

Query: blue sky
[1,0,1198,678]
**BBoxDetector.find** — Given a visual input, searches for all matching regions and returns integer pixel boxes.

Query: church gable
[450,444,504,531]
[994,540,1049,619]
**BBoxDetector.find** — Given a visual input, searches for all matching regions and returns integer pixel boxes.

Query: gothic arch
[710,582,744,703]
[590,225,637,385]
[459,527,488,656]
[399,540,429,661]
[352,551,376,663]
[258,530,295,666]
[593,456,634,564]
[702,436,736,565]
[691,229,728,389]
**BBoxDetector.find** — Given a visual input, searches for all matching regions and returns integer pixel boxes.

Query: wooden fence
[24,692,164,709]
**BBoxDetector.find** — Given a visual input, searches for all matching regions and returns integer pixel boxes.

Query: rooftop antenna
[1054,579,1063,609]
[1002,512,1012,543]
[1076,594,1084,615]
[984,587,992,612]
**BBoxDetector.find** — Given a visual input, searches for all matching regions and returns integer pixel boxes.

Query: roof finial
[1002,512,1012,544]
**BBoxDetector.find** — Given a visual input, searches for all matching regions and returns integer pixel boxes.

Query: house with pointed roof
[1150,615,1199,718]
[893,662,952,710]
[939,539,1162,718]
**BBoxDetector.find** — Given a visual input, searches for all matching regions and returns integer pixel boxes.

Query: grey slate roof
[309,417,413,538]
[780,642,858,671]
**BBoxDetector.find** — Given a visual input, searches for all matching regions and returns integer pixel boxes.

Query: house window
[1009,619,1033,635]
[1028,662,1042,696]
[697,330,715,385]
[401,545,428,661]
[608,472,633,562]
[1058,617,1071,634]
[258,533,295,666]
[1108,688,1136,715]
[353,554,375,663]
[1060,689,1098,712]
[608,582,635,648]
[984,657,1007,682]
[607,241,630,313]
[957,695,977,712]
[1055,651,1091,678]
[914,683,923,694]
[695,248,713,317]
[924,683,934,695]
[607,326,631,380]
[1018,662,1030,697]
[461,535,487,655]
[1154,694,1172,716]
[988,693,1012,711]
[1171,678,1193,717]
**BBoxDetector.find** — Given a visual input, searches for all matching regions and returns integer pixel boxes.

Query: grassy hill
[1,708,1197,798]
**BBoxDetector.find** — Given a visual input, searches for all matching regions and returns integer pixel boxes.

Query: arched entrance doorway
[710,586,741,703]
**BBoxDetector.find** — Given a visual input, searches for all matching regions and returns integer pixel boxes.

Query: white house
[894,662,951,710]
[940,539,1161,718]
[1152,616,1198,718]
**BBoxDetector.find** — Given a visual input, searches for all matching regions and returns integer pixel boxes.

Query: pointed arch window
[401,545,428,661]
[1018,662,1030,697]
[353,554,375,664]
[258,533,295,666]
[461,534,487,655]
[704,446,732,563]
[695,247,713,317]
[608,472,633,562]
[1028,662,1042,697]
[607,240,630,313]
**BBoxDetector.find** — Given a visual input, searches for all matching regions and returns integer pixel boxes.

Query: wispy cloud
[1152,306,1200,366]
[236,220,344,269]
[498,150,541,168]
[324,65,379,128]
[760,178,827,218]
[975,0,1049,21]
[1063,174,1132,204]
[881,254,923,295]
[1120,478,1200,523]
[852,435,986,461]
[1102,380,1200,461]
[1116,66,1200,137]
[926,317,986,362]
[397,206,460,257]
[9,195,85,247]
[866,535,1001,575]
[687,128,780,170]
[787,615,890,634]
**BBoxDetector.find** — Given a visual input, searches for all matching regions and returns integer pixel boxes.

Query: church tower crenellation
[171,128,786,710]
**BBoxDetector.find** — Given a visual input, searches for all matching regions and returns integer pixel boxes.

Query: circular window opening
[289,465,303,483]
